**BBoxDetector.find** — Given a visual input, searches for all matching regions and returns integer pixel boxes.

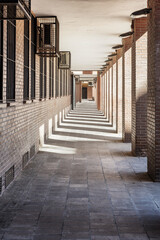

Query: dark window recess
[7,6,16,24]
[31,44,36,70]
[49,58,52,98]
[63,70,65,96]
[44,58,47,98]
[60,70,62,97]
[31,69,35,99]
[52,60,54,97]
[24,67,29,100]
[30,144,35,159]
[31,15,36,44]
[31,14,36,99]
[40,74,43,99]
[44,24,50,45]
[0,177,2,194]
[40,57,43,99]
[24,21,29,101]
[22,152,29,169]
[24,20,29,38]
[66,70,67,96]
[0,9,3,101]
[56,66,59,97]
[7,18,16,101]
[5,166,14,188]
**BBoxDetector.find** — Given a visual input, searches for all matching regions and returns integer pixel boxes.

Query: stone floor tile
[91,237,120,240]
[33,235,61,240]
[0,102,160,239]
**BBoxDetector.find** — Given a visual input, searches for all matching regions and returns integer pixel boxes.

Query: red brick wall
[122,36,132,142]
[0,16,72,194]
[97,72,101,110]
[147,0,160,181]
[117,49,123,134]
[112,58,117,129]
[131,18,148,156]
[75,81,81,103]
[87,86,92,100]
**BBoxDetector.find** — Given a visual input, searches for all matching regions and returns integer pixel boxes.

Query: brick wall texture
[0,16,72,194]
[147,0,160,181]
[131,18,148,157]
[122,37,132,143]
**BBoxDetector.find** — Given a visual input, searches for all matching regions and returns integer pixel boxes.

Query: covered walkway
[0,102,160,240]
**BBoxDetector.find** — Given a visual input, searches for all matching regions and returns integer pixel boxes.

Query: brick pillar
[122,37,132,142]
[105,69,108,120]
[100,74,103,112]
[132,18,148,156]
[107,65,112,123]
[79,81,82,102]
[102,74,105,113]
[104,72,107,117]
[147,0,160,181]
[117,49,123,135]
[112,57,117,129]
[97,72,101,110]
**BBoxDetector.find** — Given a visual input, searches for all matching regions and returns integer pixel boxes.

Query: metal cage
[75,75,80,82]
[0,0,31,20]
[36,16,59,57]
[59,51,71,69]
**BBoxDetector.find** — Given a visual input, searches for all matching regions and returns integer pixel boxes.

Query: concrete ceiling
[32,0,147,71]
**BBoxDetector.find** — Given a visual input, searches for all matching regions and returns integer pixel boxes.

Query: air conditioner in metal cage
[88,81,93,86]
[75,75,80,82]
[0,0,31,20]
[59,51,71,69]
[93,77,97,83]
[36,16,59,57]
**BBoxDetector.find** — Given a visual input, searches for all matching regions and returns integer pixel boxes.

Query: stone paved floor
[1,101,160,240]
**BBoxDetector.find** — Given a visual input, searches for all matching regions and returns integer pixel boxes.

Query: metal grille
[59,51,71,69]
[7,17,16,102]
[5,166,14,188]
[30,145,35,159]
[36,16,59,57]
[0,0,31,20]
[31,15,36,100]
[22,152,29,169]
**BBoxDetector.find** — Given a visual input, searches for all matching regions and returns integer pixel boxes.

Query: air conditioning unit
[36,16,59,57]
[94,77,97,83]
[0,0,31,20]
[75,75,80,82]
[59,51,71,69]
[88,81,93,86]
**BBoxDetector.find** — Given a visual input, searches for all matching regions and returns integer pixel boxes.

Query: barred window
[44,58,47,99]
[23,20,29,101]
[7,6,16,102]
[31,15,36,99]
[60,69,62,97]
[40,57,43,99]
[52,59,54,98]
[55,58,59,98]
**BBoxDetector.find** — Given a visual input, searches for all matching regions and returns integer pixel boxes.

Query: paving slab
[0,102,159,240]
